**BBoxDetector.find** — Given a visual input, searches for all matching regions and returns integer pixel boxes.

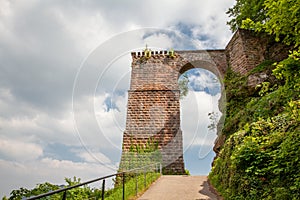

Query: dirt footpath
[138,175,222,200]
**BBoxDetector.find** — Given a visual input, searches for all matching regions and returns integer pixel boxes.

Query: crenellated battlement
[131,49,178,59]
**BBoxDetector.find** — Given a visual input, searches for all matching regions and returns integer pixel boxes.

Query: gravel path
[138,175,222,200]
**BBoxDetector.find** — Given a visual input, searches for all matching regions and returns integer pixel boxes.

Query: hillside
[209,53,300,199]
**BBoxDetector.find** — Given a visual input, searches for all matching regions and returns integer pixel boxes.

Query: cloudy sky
[0,0,235,197]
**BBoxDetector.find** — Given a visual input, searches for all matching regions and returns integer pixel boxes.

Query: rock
[247,72,268,89]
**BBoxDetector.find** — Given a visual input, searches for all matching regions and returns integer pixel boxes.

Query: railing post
[62,191,67,200]
[122,172,125,200]
[160,163,162,175]
[144,169,146,188]
[101,179,105,200]
[135,172,138,196]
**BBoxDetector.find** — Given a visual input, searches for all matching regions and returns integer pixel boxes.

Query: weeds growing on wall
[119,137,162,172]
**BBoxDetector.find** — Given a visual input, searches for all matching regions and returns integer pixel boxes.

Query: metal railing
[25,162,161,200]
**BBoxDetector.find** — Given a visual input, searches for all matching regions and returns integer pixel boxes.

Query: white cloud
[77,151,112,164]
[51,6,110,54]
[143,33,174,49]
[187,69,221,94]
[0,107,79,147]
[72,94,124,150]
[0,0,235,196]
[0,137,43,161]
[181,91,221,152]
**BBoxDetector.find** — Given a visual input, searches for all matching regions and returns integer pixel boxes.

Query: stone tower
[119,50,185,174]
[119,48,228,174]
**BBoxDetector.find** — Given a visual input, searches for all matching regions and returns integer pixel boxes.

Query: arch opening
[178,65,224,175]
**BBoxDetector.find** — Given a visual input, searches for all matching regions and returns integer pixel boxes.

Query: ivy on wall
[119,137,162,172]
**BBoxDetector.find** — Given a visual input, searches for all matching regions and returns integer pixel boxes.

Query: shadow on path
[198,180,223,200]
[138,175,222,200]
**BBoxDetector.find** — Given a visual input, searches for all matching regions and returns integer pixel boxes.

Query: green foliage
[7,183,61,200]
[224,67,248,101]
[255,81,270,96]
[249,60,275,74]
[5,177,104,200]
[222,56,298,136]
[168,48,175,58]
[210,12,300,194]
[240,0,300,48]
[229,0,300,56]
[208,111,220,131]
[106,172,160,200]
[227,0,266,31]
[265,0,300,46]
[184,169,191,176]
[209,56,300,199]
[63,177,101,200]
[5,172,161,200]
[222,68,250,135]
[120,137,162,175]
[178,73,189,98]
[210,106,300,199]
[129,137,159,154]
[272,51,300,88]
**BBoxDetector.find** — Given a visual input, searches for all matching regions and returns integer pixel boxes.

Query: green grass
[105,172,161,200]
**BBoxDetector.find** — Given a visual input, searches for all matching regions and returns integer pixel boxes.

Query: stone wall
[226,29,263,74]
[226,29,291,75]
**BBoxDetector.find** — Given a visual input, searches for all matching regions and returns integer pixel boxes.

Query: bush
[209,56,300,199]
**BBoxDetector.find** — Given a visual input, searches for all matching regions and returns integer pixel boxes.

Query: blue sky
[0,0,235,197]
[180,69,222,175]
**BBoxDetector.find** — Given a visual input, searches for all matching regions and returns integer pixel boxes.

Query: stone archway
[118,29,286,174]
[119,50,227,174]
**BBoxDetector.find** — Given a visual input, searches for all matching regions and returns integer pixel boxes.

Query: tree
[4,177,102,200]
[208,112,220,131]
[178,73,189,99]
[227,0,266,31]
[240,0,300,86]
[242,0,300,47]
[7,183,60,200]
[228,0,300,48]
